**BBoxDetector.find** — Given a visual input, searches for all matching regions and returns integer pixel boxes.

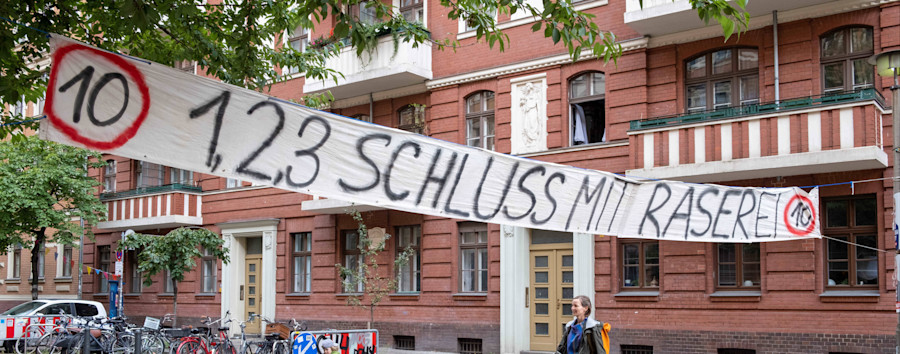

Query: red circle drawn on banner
[45,43,150,150]
[783,194,817,236]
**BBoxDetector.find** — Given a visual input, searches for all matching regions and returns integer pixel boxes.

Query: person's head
[571,295,592,320]
[320,339,340,353]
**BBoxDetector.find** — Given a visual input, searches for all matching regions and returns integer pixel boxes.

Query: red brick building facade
[6,0,900,353]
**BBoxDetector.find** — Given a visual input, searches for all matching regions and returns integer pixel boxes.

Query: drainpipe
[773,11,780,104]
[369,93,374,121]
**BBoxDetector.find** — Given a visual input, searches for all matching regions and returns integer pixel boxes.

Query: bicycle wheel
[175,340,204,354]
[111,334,135,354]
[17,325,44,354]
[142,333,167,354]
[34,332,63,354]
[271,341,288,354]
[212,341,236,354]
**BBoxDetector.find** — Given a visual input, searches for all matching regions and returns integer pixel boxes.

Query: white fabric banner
[39,36,821,242]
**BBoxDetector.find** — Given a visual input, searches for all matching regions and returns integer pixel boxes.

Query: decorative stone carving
[510,75,547,154]
[263,232,274,250]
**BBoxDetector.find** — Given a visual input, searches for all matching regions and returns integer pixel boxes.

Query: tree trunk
[30,228,46,300]
[173,281,178,328]
[368,304,373,329]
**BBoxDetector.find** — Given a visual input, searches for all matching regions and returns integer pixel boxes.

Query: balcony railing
[630,88,886,131]
[99,183,201,201]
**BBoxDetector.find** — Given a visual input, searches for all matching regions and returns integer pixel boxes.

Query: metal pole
[78,217,84,300]
[893,69,900,354]
[773,10,780,104]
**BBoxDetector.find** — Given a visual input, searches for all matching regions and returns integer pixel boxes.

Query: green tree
[119,227,229,327]
[337,210,414,329]
[0,135,106,300]
[0,0,748,137]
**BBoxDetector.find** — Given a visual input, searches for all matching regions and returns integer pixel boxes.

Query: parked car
[0,300,107,351]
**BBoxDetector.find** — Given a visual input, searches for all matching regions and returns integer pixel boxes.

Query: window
[396,225,421,293]
[458,338,482,354]
[74,303,99,317]
[62,246,73,277]
[825,196,877,288]
[127,250,141,293]
[38,303,71,315]
[164,270,174,293]
[341,230,364,293]
[12,97,24,117]
[136,161,164,188]
[821,27,874,92]
[226,178,241,188]
[685,48,759,112]
[398,105,425,134]
[570,72,606,145]
[622,345,654,354]
[459,223,487,293]
[173,60,196,74]
[285,25,308,75]
[465,92,495,150]
[716,243,760,289]
[103,160,116,193]
[394,335,415,350]
[201,248,217,293]
[400,0,423,23]
[11,244,21,279]
[291,232,312,293]
[33,96,44,117]
[351,1,378,25]
[171,168,193,185]
[352,114,372,123]
[97,245,110,293]
[621,241,659,289]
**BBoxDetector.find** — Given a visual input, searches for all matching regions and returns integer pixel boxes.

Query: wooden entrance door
[244,254,262,333]
[529,246,574,351]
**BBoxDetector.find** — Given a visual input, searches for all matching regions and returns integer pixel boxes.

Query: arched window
[398,104,425,134]
[821,27,874,92]
[465,91,495,150]
[685,48,758,112]
[569,72,605,145]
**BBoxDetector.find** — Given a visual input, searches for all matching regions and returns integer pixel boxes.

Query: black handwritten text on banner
[39,36,821,242]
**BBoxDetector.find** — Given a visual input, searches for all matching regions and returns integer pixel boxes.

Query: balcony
[626,88,889,183]
[623,0,837,37]
[303,34,432,101]
[97,184,203,231]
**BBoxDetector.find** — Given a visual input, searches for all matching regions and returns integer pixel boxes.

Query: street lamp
[869,49,900,354]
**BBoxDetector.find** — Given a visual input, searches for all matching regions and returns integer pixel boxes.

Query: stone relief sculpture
[519,82,543,149]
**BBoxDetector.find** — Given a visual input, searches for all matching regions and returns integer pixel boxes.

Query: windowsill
[517,139,629,158]
[336,293,363,298]
[614,291,659,301]
[390,292,420,300]
[286,293,311,298]
[710,290,761,302]
[195,293,216,298]
[820,289,880,303]
[54,277,74,283]
[5,279,20,284]
[452,293,487,301]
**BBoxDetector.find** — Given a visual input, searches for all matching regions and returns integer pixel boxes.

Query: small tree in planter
[336,210,414,329]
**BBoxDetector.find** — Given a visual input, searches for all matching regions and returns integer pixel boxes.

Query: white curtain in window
[572,104,588,145]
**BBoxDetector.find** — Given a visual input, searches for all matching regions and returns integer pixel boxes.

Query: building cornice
[648,0,899,48]
[426,37,648,89]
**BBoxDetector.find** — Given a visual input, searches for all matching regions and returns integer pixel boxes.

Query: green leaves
[119,227,229,288]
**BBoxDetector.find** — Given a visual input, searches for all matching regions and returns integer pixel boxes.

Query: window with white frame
[62,245,73,277]
[400,0,423,24]
[459,223,487,293]
[570,72,606,145]
[466,91,495,150]
[341,230,364,293]
[164,270,174,293]
[292,232,312,293]
[37,244,44,279]
[11,244,21,279]
[351,1,378,25]
[396,225,421,293]
[226,178,241,188]
[285,25,309,75]
[201,248,217,293]
[103,160,116,193]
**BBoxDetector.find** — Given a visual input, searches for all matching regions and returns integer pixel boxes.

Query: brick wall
[612,328,894,354]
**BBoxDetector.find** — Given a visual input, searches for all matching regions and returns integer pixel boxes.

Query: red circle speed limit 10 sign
[783,194,817,236]
[45,42,151,150]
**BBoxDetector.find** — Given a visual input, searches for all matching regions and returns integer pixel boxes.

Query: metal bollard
[133,328,142,354]
[81,330,88,354]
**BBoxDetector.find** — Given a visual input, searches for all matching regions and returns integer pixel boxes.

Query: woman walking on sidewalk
[555,295,611,354]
